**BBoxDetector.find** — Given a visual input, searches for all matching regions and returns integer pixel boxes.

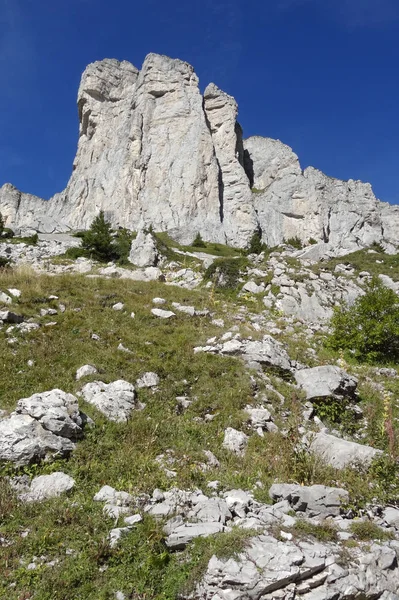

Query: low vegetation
[327,277,399,363]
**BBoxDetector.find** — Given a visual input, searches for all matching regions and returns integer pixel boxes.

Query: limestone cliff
[0,53,398,253]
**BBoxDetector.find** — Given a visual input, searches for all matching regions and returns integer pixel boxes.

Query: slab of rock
[223,428,248,455]
[0,414,75,466]
[128,230,159,267]
[295,366,358,400]
[310,431,381,469]
[16,389,84,439]
[20,472,75,502]
[151,308,175,319]
[80,380,136,422]
[243,335,292,372]
[136,372,160,389]
[269,483,349,517]
[76,364,98,380]
[165,522,224,550]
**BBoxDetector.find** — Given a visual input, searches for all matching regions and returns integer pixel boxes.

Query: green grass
[289,519,338,542]
[313,247,399,281]
[154,231,242,259]
[1,266,399,598]
[349,520,394,542]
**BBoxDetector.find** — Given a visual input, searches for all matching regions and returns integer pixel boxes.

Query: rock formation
[1,53,398,254]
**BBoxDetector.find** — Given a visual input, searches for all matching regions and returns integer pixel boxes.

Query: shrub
[350,520,394,541]
[192,233,206,248]
[327,277,399,363]
[64,247,90,260]
[2,228,14,239]
[285,236,303,250]
[204,257,248,289]
[0,256,10,269]
[114,228,134,264]
[308,237,318,245]
[247,229,264,255]
[81,211,117,262]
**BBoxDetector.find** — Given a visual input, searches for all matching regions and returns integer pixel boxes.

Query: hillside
[1,232,399,599]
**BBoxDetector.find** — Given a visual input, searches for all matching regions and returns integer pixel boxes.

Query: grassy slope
[0,265,398,599]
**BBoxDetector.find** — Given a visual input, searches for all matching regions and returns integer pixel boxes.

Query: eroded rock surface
[2,54,398,254]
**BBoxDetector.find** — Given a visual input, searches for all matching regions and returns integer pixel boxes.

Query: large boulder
[80,380,137,422]
[310,431,381,469]
[295,366,358,401]
[0,389,86,466]
[0,414,75,466]
[128,230,159,267]
[269,483,349,517]
[19,472,75,502]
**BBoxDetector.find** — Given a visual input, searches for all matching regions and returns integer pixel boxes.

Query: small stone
[112,302,124,311]
[136,372,160,388]
[124,514,143,526]
[152,298,166,304]
[76,364,98,380]
[223,428,248,455]
[151,308,175,319]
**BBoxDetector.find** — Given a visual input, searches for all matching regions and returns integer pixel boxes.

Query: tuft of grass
[350,520,394,542]
[289,519,338,542]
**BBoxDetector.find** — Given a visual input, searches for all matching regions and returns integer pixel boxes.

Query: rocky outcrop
[244,135,395,253]
[1,54,398,253]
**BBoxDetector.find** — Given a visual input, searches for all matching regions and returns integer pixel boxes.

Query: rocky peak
[0,52,398,255]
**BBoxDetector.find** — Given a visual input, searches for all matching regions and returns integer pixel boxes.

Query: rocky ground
[1,234,399,599]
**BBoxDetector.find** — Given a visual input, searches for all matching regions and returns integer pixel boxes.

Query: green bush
[114,228,134,264]
[81,211,117,262]
[0,256,10,269]
[192,233,206,248]
[308,237,318,245]
[204,257,248,289]
[285,236,303,250]
[2,228,14,239]
[64,247,90,260]
[327,277,399,363]
[247,229,264,255]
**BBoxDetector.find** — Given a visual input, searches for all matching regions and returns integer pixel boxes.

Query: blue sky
[1,0,398,204]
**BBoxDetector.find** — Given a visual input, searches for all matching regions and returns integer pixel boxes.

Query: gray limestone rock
[128,230,159,267]
[19,472,75,502]
[269,483,349,517]
[2,54,399,255]
[295,366,358,400]
[222,428,248,455]
[80,380,137,422]
[16,389,84,440]
[310,431,381,469]
[0,414,75,466]
[165,522,224,550]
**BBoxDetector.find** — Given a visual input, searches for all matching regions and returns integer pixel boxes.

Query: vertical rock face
[131,55,223,244]
[51,59,140,230]
[204,84,257,247]
[0,52,398,253]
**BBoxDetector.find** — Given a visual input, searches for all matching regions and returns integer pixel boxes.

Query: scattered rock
[19,472,75,502]
[136,372,160,389]
[76,364,98,380]
[151,308,175,319]
[222,428,248,455]
[80,380,137,422]
[269,483,349,517]
[295,366,358,400]
[310,431,382,469]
